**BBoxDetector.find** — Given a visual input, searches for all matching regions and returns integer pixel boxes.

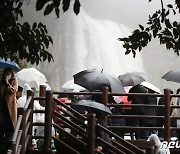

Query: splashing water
[21,2,146,91]
[36,7,146,91]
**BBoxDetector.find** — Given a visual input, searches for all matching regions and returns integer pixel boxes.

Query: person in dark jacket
[96,114,112,154]
[0,68,18,147]
[157,96,165,138]
[142,89,158,139]
[109,102,126,138]
[127,84,147,139]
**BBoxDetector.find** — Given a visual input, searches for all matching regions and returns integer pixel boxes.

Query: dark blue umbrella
[0,58,20,71]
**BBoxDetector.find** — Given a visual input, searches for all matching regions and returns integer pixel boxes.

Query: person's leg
[177,130,180,140]
[0,112,6,149]
[130,132,135,140]
[0,110,5,140]
[143,130,150,140]
[134,119,140,140]
[4,109,14,148]
[151,129,158,135]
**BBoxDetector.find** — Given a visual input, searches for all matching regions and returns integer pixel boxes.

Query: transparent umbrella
[140,81,161,94]
[62,80,86,92]
[15,67,47,88]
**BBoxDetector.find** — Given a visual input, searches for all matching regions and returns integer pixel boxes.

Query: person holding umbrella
[142,89,158,139]
[0,67,18,147]
[127,84,147,139]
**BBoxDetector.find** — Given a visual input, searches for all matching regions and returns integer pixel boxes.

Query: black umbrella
[73,69,125,93]
[71,100,112,115]
[162,70,180,83]
[118,72,146,87]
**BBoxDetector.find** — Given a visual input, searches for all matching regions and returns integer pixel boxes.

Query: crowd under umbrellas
[60,68,180,148]
[1,58,180,152]
[60,68,175,123]
[70,69,162,116]
[62,69,163,128]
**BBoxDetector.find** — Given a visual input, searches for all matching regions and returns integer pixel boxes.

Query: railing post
[44,90,53,152]
[102,87,109,124]
[146,146,155,154]
[164,89,171,141]
[21,109,26,154]
[27,90,34,152]
[87,113,96,154]
[20,90,34,154]
[39,85,46,107]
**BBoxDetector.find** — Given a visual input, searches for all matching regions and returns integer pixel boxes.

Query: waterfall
[35,8,146,90]
[21,1,146,91]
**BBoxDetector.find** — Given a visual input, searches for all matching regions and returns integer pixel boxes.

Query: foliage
[118,0,180,58]
[0,0,53,65]
[0,0,80,65]
[36,0,80,17]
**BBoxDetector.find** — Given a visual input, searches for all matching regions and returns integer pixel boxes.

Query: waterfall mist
[40,8,145,90]
[21,0,180,92]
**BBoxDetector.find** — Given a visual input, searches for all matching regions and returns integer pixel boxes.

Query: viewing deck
[1,86,180,154]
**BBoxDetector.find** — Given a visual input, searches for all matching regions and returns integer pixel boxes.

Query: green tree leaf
[36,0,48,11]
[167,4,173,8]
[74,0,81,15]
[62,0,71,12]
[139,25,144,31]
[44,4,54,16]
[119,0,180,57]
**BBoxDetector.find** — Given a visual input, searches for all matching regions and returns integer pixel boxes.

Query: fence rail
[6,85,180,154]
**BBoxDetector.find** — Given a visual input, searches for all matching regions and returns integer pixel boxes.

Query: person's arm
[7,78,18,94]
[95,146,103,152]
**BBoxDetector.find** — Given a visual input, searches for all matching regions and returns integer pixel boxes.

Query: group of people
[54,83,180,153]
[106,84,158,140]
[0,67,180,153]
[0,68,18,148]
[109,84,180,142]
[125,84,158,140]
[0,67,53,150]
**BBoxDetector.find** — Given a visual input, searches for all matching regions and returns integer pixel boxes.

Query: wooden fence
[6,85,180,154]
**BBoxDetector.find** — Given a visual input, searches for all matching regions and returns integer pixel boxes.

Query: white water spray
[21,2,146,91]
[35,7,146,91]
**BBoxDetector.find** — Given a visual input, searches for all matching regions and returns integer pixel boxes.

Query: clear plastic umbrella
[62,80,86,92]
[15,67,47,88]
[140,81,161,94]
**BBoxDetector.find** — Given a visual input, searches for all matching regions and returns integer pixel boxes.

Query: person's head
[91,93,102,103]
[1,67,15,84]
[22,83,31,96]
[170,89,173,94]
[147,134,161,148]
[177,88,180,94]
